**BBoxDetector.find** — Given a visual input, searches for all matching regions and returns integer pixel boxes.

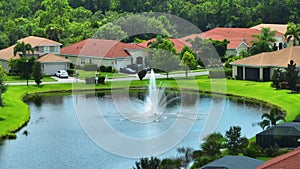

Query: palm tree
[285,22,300,46]
[249,27,277,55]
[13,41,34,57]
[259,108,286,130]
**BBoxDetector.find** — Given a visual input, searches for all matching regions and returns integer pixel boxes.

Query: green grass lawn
[1,76,300,139]
[5,75,57,83]
[76,70,129,80]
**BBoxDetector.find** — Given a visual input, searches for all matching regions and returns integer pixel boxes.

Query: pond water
[0,91,268,169]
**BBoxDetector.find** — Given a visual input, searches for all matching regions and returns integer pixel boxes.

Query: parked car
[55,70,69,78]
[120,67,136,74]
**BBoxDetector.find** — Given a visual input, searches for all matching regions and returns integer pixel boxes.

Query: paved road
[6,71,208,86]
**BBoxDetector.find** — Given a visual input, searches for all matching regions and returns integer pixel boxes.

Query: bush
[83,63,98,71]
[208,69,226,78]
[244,143,263,158]
[208,68,232,78]
[67,69,75,76]
[98,76,105,84]
[263,144,281,157]
[112,68,117,73]
[105,66,113,73]
[99,65,106,72]
[138,69,147,80]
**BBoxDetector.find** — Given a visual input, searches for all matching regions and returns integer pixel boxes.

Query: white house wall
[0,60,9,71]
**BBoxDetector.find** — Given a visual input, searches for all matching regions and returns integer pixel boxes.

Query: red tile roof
[137,38,188,53]
[180,28,284,49]
[38,54,71,63]
[60,38,144,58]
[0,45,21,60]
[256,146,300,169]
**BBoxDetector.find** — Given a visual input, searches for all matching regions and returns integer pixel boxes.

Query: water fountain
[143,69,167,117]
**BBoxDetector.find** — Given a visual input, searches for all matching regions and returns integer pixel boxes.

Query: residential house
[60,38,145,70]
[37,54,71,75]
[0,36,69,75]
[180,28,285,56]
[230,46,300,81]
[137,38,188,53]
[250,24,287,34]
[256,146,300,169]
[200,155,264,169]
[256,122,300,148]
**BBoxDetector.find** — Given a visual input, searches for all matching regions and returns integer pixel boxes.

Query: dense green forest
[1,0,300,49]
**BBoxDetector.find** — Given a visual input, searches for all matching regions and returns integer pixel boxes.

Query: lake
[0,91,268,169]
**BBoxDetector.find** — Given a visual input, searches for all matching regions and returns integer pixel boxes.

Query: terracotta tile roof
[251,24,287,34]
[180,27,284,49]
[18,36,62,47]
[60,38,144,58]
[137,38,188,52]
[37,54,71,63]
[256,146,300,169]
[231,46,300,67]
[0,45,20,60]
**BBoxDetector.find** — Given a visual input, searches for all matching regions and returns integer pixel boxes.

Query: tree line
[1,0,300,50]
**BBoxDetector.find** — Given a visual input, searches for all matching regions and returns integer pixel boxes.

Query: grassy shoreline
[1,76,300,139]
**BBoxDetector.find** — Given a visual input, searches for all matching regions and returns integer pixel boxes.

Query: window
[81,58,85,64]
[89,58,93,64]
[136,56,143,64]
[50,46,55,52]
[37,46,44,53]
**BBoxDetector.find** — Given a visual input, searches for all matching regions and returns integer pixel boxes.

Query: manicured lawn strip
[76,70,129,80]
[5,76,57,83]
[1,76,300,138]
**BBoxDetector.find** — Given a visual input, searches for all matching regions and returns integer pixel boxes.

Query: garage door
[245,67,259,81]
[43,63,66,75]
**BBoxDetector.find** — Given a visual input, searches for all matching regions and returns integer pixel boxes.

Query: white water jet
[143,69,167,117]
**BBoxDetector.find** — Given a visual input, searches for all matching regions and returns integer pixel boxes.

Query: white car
[55,70,69,78]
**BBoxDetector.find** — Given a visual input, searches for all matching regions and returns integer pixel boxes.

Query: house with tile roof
[137,38,188,53]
[230,46,300,81]
[0,36,70,75]
[256,146,300,169]
[250,24,287,34]
[60,38,145,70]
[37,54,71,75]
[180,28,285,56]
[256,122,300,148]
[200,155,264,169]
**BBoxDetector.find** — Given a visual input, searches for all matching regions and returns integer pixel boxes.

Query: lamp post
[26,59,29,86]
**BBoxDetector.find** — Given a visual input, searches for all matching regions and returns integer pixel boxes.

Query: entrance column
[259,67,263,81]
[243,66,245,80]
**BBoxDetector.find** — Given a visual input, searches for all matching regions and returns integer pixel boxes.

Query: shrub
[99,65,106,72]
[83,63,98,71]
[112,68,117,73]
[105,66,113,73]
[208,69,226,78]
[67,69,75,76]
[263,144,281,157]
[244,143,263,158]
[98,76,105,84]
[138,69,147,80]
